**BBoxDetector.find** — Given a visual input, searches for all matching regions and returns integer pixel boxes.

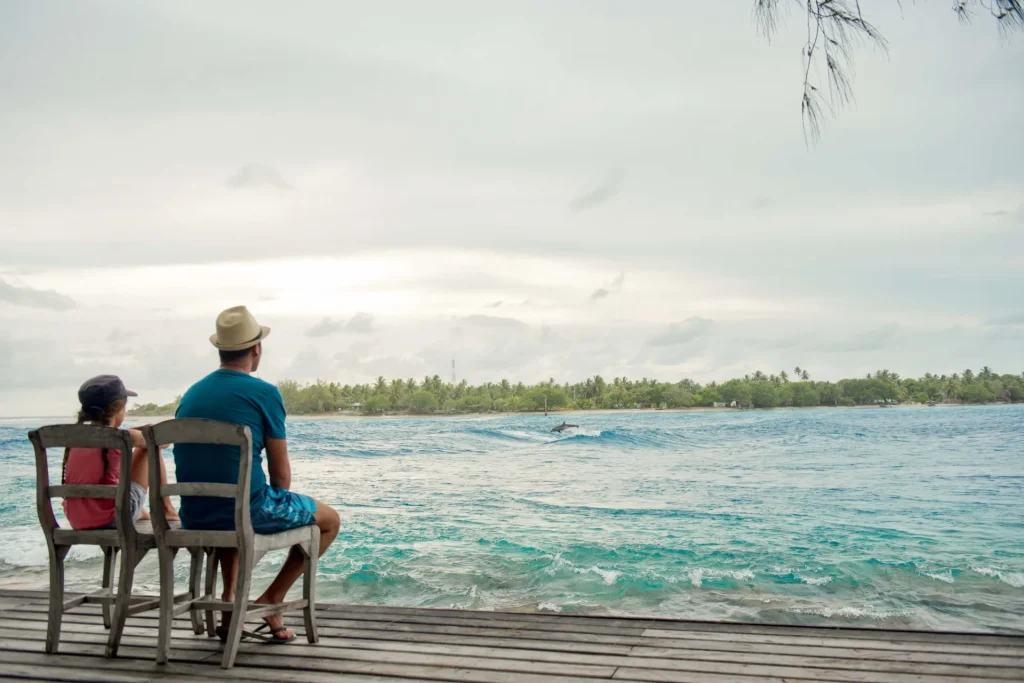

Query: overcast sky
[1,1,1021,416]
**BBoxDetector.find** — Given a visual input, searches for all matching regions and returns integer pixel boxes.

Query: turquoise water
[1,405,1021,632]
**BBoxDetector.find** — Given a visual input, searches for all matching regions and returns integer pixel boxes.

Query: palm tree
[801,370,810,381]
[794,366,802,377]
[779,370,789,383]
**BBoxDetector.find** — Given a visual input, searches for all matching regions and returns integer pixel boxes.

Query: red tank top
[61,447,123,529]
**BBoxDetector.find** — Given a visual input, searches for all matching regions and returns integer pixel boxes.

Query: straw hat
[209,305,271,351]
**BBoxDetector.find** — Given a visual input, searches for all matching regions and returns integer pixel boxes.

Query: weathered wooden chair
[28,424,170,658]
[143,418,320,669]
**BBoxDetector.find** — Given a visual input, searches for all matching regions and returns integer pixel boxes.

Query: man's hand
[265,438,292,491]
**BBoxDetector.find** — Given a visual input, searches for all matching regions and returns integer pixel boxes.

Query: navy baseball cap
[78,375,137,409]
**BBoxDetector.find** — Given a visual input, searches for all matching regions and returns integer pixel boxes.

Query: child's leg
[129,446,149,488]
[128,447,151,520]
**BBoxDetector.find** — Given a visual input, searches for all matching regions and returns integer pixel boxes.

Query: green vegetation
[127,396,181,417]
[271,368,1024,415]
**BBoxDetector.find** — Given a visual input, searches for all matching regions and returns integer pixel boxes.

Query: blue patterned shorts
[250,487,317,534]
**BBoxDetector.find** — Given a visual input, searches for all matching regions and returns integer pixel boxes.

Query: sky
[0,1,1022,416]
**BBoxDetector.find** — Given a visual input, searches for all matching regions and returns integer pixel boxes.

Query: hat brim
[209,326,271,352]
[124,389,138,397]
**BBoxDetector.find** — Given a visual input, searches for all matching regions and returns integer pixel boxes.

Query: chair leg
[45,544,69,655]
[155,546,177,665]
[187,549,204,636]
[221,552,251,670]
[101,546,118,629]
[204,548,218,637]
[303,528,320,644]
[105,545,138,658]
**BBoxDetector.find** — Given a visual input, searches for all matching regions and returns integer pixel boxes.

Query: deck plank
[12,613,1022,668]
[0,590,1019,682]
[8,602,1020,659]
[8,619,1021,680]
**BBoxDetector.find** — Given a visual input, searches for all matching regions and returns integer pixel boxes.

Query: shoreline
[4,401,1015,423]
[120,401,1017,422]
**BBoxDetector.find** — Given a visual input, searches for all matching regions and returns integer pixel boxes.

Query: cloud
[305,317,345,338]
[570,169,625,212]
[106,327,140,343]
[485,301,503,308]
[629,317,714,366]
[985,205,1023,221]
[305,312,375,337]
[647,317,713,347]
[589,272,625,302]
[986,312,1024,326]
[456,315,529,331]
[225,163,293,190]
[286,346,337,381]
[814,324,899,353]
[344,312,375,334]
[0,278,76,311]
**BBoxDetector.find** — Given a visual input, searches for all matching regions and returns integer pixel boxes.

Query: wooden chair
[143,418,320,669]
[28,424,167,658]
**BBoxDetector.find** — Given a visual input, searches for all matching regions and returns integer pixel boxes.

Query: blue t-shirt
[174,369,286,530]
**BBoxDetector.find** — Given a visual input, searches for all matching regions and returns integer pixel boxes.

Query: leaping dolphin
[551,422,579,433]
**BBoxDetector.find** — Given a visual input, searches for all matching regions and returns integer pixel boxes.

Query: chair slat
[48,485,118,499]
[32,424,133,451]
[150,418,248,447]
[162,483,236,499]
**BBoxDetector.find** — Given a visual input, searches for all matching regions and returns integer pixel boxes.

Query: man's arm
[265,438,291,491]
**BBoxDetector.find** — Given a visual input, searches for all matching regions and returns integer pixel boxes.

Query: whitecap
[588,567,621,585]
[0,527,102,567]
[799,575,833,586]
[538,602,562,612]
[924,571,955,584]
[687,568,755,587]
[972,567,1024,588]
[793,605,911,620]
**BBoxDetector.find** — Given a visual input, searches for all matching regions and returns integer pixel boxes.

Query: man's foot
[252,596,295,641]
[163,506,180,522]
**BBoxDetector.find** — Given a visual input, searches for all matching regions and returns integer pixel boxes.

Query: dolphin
[551,422,579,433]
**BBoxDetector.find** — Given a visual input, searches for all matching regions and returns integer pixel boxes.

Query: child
[62,375,178,529]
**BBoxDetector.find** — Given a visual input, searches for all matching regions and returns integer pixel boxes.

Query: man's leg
[217,549,239,629]
[252,499,340,639]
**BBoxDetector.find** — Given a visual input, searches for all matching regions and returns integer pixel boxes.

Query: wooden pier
[0,589,1020,682]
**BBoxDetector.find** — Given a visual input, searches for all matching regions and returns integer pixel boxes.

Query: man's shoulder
[241,373,281,398]
[182,370,279,403]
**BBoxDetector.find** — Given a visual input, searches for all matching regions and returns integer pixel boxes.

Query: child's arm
[126,428,147,449]
[125,427,170,450]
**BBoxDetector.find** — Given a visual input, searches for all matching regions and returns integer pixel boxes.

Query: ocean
[0,405,1021,632]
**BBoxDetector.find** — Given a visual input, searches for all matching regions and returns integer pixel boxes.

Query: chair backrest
[28,425,139,543]
[142,419,254,544]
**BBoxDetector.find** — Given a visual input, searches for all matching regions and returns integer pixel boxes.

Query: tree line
[259,367,1022,415]
[127,367,1023,417]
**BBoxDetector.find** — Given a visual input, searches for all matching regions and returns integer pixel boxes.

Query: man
[174,305,341,642]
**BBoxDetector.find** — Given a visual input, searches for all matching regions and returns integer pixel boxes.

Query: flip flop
[251,622,295,644]
[214,625,258,643]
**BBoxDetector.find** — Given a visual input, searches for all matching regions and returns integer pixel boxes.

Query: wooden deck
[0,589,1020,682]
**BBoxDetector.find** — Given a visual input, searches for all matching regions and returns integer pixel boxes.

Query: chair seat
[162,523,317,551]
[52,519,181,547]
[254,524,317,552]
